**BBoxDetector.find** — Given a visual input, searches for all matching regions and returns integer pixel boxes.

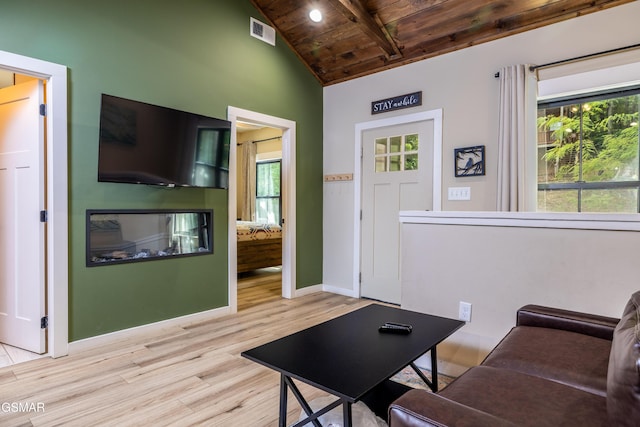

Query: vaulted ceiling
[250,0,635,86]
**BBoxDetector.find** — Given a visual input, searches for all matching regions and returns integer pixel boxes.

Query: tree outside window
[537,88,640,213]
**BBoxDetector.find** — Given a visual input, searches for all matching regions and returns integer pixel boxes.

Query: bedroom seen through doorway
[236,123,283,310]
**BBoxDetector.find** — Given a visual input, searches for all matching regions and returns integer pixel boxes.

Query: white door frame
[353,109,442,298]
[227,107,296,312]
[0,50,69,357]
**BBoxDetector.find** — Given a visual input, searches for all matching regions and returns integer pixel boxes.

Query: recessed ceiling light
[309,9,322,23]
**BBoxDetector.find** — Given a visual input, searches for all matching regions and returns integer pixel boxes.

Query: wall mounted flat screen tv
[98,94,231,189]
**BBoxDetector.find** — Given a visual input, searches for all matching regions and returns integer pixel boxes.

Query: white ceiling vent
[250,17,276,46]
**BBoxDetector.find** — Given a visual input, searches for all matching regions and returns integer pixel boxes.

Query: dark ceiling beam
[328,0,402,59]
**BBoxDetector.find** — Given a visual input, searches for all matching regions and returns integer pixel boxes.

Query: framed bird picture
[454,145,485,177]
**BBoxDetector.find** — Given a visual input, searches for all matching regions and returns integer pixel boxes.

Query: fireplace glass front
[87,209,213,266]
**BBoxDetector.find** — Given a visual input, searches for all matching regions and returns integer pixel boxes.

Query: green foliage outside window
[404,134,419,170]
[537,92,639,212]
[256,160,281,224]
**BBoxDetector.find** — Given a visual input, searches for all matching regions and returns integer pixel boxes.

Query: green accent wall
[0,0,323,341]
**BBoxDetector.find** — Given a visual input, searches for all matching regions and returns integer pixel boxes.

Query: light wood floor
[0,286,371,426]
[0,268,281,370]
[0,344,46,369]
[237,267,283,312]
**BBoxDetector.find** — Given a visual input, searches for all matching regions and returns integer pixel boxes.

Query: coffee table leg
[409,346,440,392]
[279,374,288,427]
[431,346,439,392]
[281,375,327,427]
[343,401,352,427]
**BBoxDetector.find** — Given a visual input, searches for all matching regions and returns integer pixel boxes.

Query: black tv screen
[98,94,231,188]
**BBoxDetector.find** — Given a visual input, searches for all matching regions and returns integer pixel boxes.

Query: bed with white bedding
[236,221,282,273]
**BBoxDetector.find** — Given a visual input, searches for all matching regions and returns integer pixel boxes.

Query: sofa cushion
[606,291,640,426]
[439,366,608,427]
[389,389,519,427]
[482,325,611,396]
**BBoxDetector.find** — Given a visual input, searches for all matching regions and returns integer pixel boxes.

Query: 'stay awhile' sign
[371,91,422,115]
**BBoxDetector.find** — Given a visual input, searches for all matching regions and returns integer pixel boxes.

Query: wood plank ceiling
[250,0,635,86]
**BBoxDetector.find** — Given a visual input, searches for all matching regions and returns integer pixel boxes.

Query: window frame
[255,159,282,225]
[536,85,640,213]
[374,133,420,173]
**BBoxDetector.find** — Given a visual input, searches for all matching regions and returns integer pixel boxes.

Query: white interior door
[361,120,433,304]
[0,79,46,353]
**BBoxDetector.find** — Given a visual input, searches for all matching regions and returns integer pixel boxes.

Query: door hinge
[359,272,362,283]
[360,210,363,221]
[40,104,46,116]
[40,316,48,329]
[40,210,47,222]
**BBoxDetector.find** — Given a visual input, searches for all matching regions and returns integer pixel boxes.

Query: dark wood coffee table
[241,303,464,427]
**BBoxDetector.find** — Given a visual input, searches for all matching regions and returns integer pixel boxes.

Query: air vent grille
[250,17,276,46]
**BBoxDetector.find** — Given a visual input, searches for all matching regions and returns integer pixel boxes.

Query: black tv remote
[379,322,412,334]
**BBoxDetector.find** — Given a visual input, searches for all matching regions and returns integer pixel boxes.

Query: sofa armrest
[516,304,619,340]
[389,390,518,427]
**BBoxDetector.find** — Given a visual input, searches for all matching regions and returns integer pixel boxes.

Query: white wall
[400,214,640,374]
[323,2,640,294]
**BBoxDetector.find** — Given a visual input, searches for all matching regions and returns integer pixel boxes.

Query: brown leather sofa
[389,291,640,427]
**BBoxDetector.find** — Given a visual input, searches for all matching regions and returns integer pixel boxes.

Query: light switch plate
[448,187,471,200]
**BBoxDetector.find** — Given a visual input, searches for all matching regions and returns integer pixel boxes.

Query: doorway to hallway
[0,75,47,357]
[0,49,69,359]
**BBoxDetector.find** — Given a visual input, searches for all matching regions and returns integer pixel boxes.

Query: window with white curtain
[535,48,640,213]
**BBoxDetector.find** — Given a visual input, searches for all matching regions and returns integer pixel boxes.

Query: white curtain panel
[496,64,537,211]
[241,141,257,221]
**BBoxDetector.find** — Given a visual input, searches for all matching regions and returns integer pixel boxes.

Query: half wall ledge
[399,210,640,232]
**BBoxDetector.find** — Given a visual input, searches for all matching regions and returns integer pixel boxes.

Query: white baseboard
[69,285,351,353]
[322,284,359,298]
[68,305,232,353]
[294,284,323,297]
[413,354,470,378]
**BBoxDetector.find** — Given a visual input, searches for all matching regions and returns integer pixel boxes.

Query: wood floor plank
[32,377,206,427]
[0,288,371,427]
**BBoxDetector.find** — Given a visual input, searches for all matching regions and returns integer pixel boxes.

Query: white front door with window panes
[361,120,433,304]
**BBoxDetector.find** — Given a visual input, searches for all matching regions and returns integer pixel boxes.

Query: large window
[537,87,640,212]
[256,160,281,224]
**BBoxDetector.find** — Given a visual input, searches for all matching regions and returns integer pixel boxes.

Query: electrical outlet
[459,301,472,322]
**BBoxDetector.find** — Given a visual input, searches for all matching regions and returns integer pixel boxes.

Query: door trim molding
[227,107,297,312]
[353,109,443,298]
[0,50,69,357]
